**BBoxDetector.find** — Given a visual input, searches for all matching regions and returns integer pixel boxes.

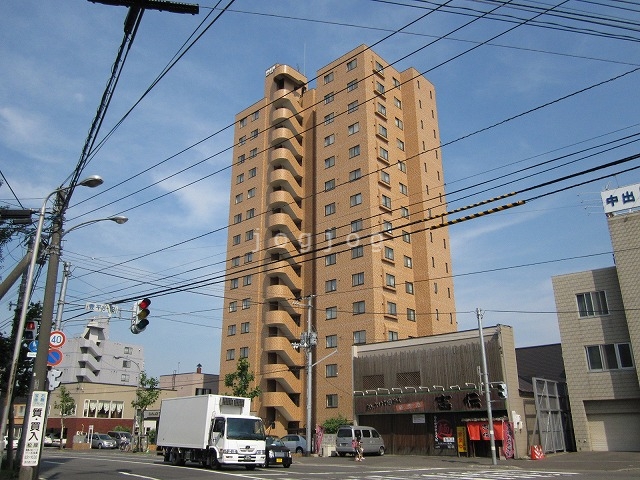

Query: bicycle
[119,441,132,452]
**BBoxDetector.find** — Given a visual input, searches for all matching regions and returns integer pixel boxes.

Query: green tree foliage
[322,414,351,434]
[53,385,76,449]
[131,371,160,451]
[224,357,261,399]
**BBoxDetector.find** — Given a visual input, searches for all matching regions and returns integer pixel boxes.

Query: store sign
[601,183,640,215]
[22,391,48,466]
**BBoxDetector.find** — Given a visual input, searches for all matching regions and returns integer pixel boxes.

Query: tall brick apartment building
[219,45,457,437]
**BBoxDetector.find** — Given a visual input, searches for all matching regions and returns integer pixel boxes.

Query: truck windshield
[226,418,265,441]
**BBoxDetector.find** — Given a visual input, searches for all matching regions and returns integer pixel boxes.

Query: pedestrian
[353,433,364,461]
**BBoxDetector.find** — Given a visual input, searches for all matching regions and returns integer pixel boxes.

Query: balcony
[267,212,301,239]
[266,261,302,293]
[268,190,303,222]
[266,235,300,259]
[270,128,303,158]
[270,148,302,178]
[263,364,303,394]
[268,167,303,198]
[272,107,303,131]
[264,310,301,339]
[261,392,302,422]
[264,336,303,366]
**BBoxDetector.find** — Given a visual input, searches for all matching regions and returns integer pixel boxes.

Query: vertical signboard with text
[21,390,48,466]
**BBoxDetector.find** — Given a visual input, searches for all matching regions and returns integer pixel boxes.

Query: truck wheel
[163,449,170,462]
[170,449,184,466]
[245,465,256,471]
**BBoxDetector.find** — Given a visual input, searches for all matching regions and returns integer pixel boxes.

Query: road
[39,449,640,480]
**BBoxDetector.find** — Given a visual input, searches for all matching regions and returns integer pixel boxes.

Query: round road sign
[49,330,66,348]
[47,348,63,367]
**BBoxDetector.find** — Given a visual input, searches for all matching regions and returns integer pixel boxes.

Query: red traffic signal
[131,298,151,334]
[24,320,38,341]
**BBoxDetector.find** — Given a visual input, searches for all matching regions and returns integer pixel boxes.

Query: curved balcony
[261,392,302,422]
[270,147,302,176]
[264,310,301,340]
[263,364,302,394]
[266,262,301,293]
[267,213,302,239]
[272,107,303,130]
[273,88,302,115]
[273,64,307,86]
[266,235,300,259]
[269,167,303,198]
[264,285,298,315]
[270,127,303,159]
[264,336,303,366]
[268,190,303,222]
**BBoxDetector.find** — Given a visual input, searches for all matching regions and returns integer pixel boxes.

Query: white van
[335,426,385,456]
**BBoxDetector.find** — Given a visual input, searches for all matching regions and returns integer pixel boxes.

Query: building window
[398,161,406,173]
[351,218,363,232]
[349,145,361,158]
[230,278,239,289]
[382,195,392,209]
[239,347,249,359]
[577,291,609,317]
[324,134,335,146]
[347,58,357,71]
[348,122,360,135]
[325,279,337,292]
[384,246,394,261]
[325,203,336,216]
[324,92,334,104]
[325,179,336,191]
[249,147,258,158]
[235,193,243,204]
[324,112,334,125]
[121,374,130,382]
[246,208,255,219]
[239,135,246,146]
[586,343,634,371]
[401,206,409,218]
[228,301,237,312]
[380,147,389,161]
[325,156,335,168]
[232,234,241,245]
[406,282,414,294]
[353,300,365,315]
[395,117,404,130]
[388,330,398,341]
[245,230,254,241]
[243,275,252,286]
[351,245,363,259]
[226,349,235,361]
[347,79,358,92]
[375,60,385,73]
[387,302,397,316]
[237,154,245,164]
[385,273,396,288]
[404,256,413,268]
[236,173,244,184]
[323,72,334,84]
[227,324,236,336]
[326,394,338,408]
[376,81,385,94]
[250,128,258,139]
[378,124,388,138]
[407,308,416,321]
[349,169,362,181]
[377,102,386,116]
[400,183,408,195]
[241,322,250,333]
[252,110,259,121]
[326,364,338,377]
[380,171,390,184]
[239,117,247,127]
[244,252,253,263]
[350,193,362,206]
[402,230,411,243]
[383,220,393,234]
[394,97,402,108]
[325,253,337,266]
[347,100,358,113]
[326,335,338,348]
[231,256,240,267]
[326,306,337,320]
[352,272,365,286]
[325,227,336,240]
[249,167,257,178]
[233,213,242,224]
[242,298,251,309]
[397,139,405,151]
[247,187,256,199]
[353,330,366,344]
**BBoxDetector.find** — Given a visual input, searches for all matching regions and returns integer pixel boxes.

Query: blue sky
[1,0,639,379]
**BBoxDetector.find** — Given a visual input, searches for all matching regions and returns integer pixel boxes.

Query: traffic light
[130,298,151,334]
[24,320,38,341]
[464,392,482,409]
[496,382,508,399]
[435,394,452,410]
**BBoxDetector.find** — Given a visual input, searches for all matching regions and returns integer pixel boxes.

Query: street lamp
[0,176,105,462]
[53,216,128,330]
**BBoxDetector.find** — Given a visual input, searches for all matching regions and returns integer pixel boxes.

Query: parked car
[263,436,292,468]
[2,436,18,449]
[43,434,53,446]
[51,433,67,448]
[107,431,132,447]
[280,434,307,454]
[90,433,117,449]
[336,425,385,456]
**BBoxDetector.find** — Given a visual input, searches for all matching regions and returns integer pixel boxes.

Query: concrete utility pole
[477,307,498,466]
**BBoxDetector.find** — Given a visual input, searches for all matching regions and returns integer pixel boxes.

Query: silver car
[90,433,117,449]
[280,434,307,454]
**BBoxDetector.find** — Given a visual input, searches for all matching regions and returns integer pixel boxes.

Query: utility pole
[477,307,498,465]
[54,262,71,331]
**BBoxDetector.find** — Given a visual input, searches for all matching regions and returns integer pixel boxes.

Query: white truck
[156,394,266,470]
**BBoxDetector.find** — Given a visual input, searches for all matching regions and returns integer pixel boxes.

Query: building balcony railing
[268,167,303,198]
[270,127,303,158]
[263,364,303,394]
[263,336,303,366]
[261,391,302,422]
[268,190,303,222]
[271,107,303,131]
[264,308,301,340]
[266,212,302,239]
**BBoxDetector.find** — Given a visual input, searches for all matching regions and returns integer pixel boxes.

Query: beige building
[552,184,640,451]
[219,45,457,436]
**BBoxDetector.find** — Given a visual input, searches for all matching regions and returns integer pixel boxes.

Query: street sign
[84,302,119,315]
[47,348,63,367]
[28,340,38,352]
[21,391,48,466]
[49,330,66,348]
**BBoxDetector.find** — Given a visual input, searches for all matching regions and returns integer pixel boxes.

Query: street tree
[224,357,261,399]
[53,385,75,450]
[131,371,160,451]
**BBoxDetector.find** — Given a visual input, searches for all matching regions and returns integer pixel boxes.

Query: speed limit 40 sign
[49,330,66,349]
